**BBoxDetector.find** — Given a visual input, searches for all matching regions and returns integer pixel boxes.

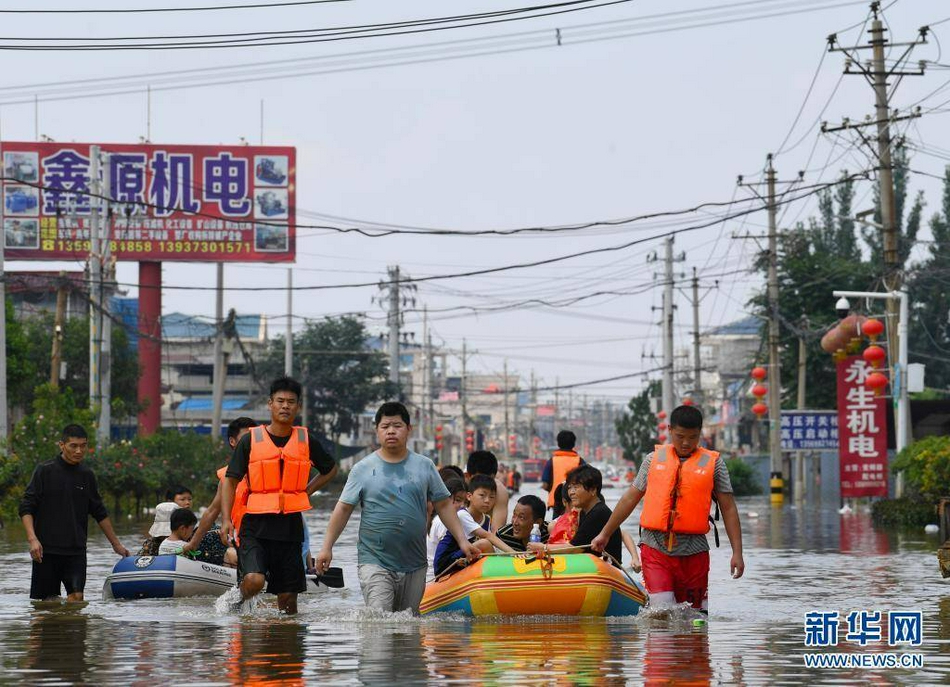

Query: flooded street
[1,485,949,685]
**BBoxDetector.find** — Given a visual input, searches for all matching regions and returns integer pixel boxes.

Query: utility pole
[503,359,510,460]
[530,370,537,455]
[692,268,702,404]
[796,322,808,503]
[388,265,400,387]
[50,272,68,388]
[422,306,429,443]
[662,236,675,417]
[88,146,101,413]
[211,263,225,440]
[426,313,435,443]
[460,339,468,463]
[766,155,783,505]
[97,156,113,446]
[285,268,293,376]
[826,6,926,493]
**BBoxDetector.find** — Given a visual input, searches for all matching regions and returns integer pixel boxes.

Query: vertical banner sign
[1,141,296,263]
[836,355,888,498]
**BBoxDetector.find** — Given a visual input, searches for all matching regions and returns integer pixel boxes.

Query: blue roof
[705,316,762,337]
[176,397,251,411]
[163,312,264,341]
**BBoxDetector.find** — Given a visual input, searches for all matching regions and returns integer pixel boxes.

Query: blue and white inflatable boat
[103,556,237,600]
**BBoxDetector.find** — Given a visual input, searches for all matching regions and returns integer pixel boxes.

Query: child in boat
[139,501,179,555]
[433,474,516,577]
[158,508,198,555]
[166,485,193,510]
[427,476,468,569]
[547,483,578,544]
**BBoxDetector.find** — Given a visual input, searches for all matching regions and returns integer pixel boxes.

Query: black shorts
[237,535,305,595]
[30,553,86,599]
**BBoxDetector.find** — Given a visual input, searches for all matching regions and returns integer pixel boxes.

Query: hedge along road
[0,484,947,684]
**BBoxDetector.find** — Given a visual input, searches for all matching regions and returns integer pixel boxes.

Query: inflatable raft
[419,553,647,617]
[103,555,237,600]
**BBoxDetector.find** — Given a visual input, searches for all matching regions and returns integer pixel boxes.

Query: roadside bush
[871,498,936,528]
[725,457,762,496]
[891,435,950,502]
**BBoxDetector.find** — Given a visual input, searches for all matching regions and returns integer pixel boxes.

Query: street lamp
[833,289,909,497]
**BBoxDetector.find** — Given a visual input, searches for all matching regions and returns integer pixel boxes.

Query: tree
[907,165,950,393]
[258,316,395,446]
[615,380,660,466]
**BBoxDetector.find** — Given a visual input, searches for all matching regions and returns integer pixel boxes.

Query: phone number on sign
[49,240,254,254]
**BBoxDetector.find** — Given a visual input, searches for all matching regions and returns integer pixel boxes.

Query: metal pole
[88,146,101,412]
[766,154,784,505]
[97,154,112,446]
[795,332,807,502]
[662,236,675,416]
[211,263,225,440]
[284,268,292,376]
[896,289,909,497]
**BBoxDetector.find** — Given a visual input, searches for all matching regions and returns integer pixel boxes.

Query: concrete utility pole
[211,264,225,440]
[692,268,702,403]
[530,370,537,454]
[766,155,783,504]
[796,323,808,503]
[97,156,113,446]
[662,237,675,417]
[50,272,68,388]
[426,312,435,443]
[285,268,293,377]
[88,146,101,412]
[827,3,926,459]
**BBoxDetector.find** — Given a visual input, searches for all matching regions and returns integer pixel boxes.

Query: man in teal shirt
[315,402,478,613]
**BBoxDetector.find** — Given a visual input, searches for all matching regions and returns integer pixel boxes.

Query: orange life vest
[639,444,717,539]
[245,426,312,515]
[546,450,583,507]
[216,466,249,539]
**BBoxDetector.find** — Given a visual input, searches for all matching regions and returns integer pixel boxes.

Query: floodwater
[1,484,949,685]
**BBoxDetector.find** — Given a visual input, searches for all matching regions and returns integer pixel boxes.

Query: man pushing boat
[591,405,744,613]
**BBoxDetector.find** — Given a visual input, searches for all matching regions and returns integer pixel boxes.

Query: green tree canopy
[615,380,660,466]
[259,316,395,444]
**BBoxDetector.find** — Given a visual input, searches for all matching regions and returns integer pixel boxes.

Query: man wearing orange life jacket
[182,417,258,564]
[219,377,338,615]
[541,431,586,510]
[591,405,744,612]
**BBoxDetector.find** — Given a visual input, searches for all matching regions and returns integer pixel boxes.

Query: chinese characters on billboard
[1,141,296,262]
[780,411,838,451]
[836,355,888,498]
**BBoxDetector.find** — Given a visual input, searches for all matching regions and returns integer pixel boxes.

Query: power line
[0,0,349,13]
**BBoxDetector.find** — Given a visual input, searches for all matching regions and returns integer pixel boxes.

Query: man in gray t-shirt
[591,405,744,612]
[315,402,478,614]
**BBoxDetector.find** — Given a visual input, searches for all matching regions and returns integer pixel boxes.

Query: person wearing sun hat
[140,502,180,555]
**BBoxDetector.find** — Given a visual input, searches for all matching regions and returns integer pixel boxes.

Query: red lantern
[751,366,767,381]
[751,384,768,398]
[752,402,768,416]
[657,422,668,431]
[681,398,695,406]
[658,433,668,442]
[865,371,888,394]
[862,344,886,368]
[862,318,884,341]
[657,410,667,419]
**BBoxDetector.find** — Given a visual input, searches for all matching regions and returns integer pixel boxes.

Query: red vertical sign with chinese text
[836,355,888,498]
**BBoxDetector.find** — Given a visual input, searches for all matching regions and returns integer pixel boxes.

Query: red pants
[640,544,709,610]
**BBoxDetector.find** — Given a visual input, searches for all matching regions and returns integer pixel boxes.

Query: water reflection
[225,621,308,686]
[24,604,89,684]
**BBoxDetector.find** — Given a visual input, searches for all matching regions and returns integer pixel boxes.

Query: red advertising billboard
[1,141,295,262]
[836,355,888,498]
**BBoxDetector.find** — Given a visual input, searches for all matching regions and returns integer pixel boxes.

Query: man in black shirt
[527,464,622,564]
[220,376,338,615]
[19,424,130,601]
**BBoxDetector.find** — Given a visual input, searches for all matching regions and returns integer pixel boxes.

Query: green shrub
[725,457,762,496]
[871,497,936,528]
[891,435,950,502]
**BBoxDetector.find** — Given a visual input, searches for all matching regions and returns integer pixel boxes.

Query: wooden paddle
[308,566,345,589]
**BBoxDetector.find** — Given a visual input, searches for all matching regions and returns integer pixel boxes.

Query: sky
[0,0,947,406]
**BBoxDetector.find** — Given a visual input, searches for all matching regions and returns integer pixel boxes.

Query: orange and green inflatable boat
[419,553,648,617]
